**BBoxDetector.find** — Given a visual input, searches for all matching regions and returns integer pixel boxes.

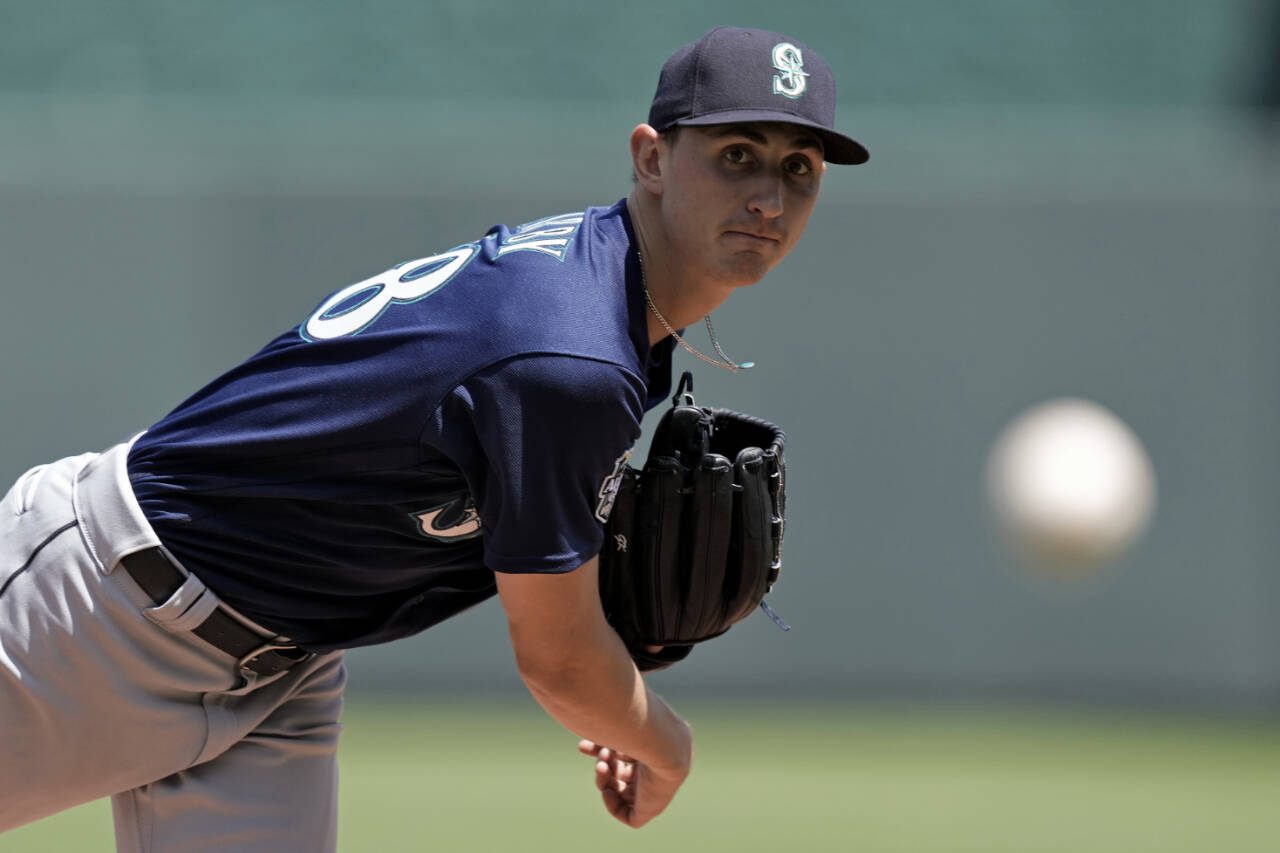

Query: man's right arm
[494,555,692,828]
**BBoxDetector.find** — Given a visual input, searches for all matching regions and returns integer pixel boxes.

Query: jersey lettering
[496,212,584,261]
[301,244,479,341]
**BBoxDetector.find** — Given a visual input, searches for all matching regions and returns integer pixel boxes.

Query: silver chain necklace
[637,252,754,373]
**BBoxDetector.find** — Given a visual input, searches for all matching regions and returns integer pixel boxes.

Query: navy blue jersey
[127,199,674,651]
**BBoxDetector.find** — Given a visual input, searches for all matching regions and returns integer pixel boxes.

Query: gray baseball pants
[0,441,346,851]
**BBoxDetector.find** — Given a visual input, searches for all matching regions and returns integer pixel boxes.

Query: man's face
[656,122,826,288]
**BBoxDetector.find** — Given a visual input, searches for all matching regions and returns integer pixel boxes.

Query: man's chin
[720,255,775,287]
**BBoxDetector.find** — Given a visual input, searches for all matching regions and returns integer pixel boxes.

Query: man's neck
[626,192,734,346]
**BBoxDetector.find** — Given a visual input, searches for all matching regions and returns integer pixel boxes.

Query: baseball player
[0,26,867,851]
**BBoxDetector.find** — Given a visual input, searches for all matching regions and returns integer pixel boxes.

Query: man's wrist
[643,695,693,773]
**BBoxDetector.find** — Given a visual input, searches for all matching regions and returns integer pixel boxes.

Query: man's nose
[746,176,784,219]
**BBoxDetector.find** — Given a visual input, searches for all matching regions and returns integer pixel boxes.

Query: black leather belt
[119,547,313,676]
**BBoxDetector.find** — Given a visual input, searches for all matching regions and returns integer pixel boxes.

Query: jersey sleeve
[427,354,645,574]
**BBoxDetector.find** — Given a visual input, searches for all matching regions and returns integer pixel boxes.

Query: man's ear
[630,124,665,194]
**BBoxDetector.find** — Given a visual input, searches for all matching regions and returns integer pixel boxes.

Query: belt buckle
[238,642,313,676]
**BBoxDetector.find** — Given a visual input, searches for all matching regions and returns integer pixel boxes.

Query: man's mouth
[724,230,781,244]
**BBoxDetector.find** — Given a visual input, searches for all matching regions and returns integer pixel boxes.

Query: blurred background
[3,1,1279,850]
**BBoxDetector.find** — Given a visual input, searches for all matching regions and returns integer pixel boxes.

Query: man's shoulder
[449,199,641,377]
[480,199,630,270]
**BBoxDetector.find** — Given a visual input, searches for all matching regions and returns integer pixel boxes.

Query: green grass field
[8,700,1280,852]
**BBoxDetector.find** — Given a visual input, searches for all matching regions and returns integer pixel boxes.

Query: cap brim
[672,109,869,165]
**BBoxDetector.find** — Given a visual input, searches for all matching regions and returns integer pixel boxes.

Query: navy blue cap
[648,26,869,165]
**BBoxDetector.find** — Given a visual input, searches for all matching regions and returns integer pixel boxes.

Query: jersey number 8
[301,245,479,341]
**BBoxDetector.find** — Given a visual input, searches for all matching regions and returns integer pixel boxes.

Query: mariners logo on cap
[771,42,808,99]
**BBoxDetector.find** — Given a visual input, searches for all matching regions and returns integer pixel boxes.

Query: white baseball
[986,398,1157,573]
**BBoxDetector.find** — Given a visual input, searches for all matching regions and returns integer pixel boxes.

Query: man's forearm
[516,624,691,772]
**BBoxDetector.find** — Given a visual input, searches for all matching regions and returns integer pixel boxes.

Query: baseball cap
[648,26,869,165]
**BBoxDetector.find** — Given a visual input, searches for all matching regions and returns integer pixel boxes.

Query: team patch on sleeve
[594,449,632,523]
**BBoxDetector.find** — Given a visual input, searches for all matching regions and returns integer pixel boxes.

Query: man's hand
[578,739,691,828]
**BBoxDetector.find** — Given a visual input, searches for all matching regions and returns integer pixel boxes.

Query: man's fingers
[585,740,643,821]
[602,787,627,820]
[577,740,639,766]
[602,786,637,826]
[596,758,632,791]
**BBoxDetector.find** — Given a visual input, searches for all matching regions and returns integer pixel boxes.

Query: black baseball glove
[598,372,787,671]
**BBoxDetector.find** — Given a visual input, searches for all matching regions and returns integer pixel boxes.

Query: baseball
[985,398,1156,574]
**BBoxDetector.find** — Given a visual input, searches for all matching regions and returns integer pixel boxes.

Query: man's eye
[785,159,813,176]
[724,147,750,165]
